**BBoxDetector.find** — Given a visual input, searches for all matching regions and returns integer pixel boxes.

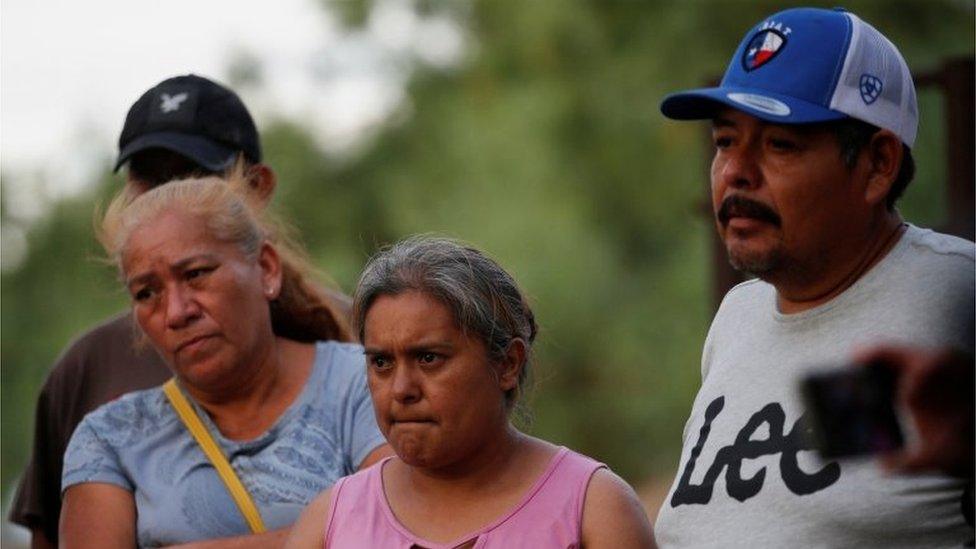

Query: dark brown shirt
[8,313,170,543]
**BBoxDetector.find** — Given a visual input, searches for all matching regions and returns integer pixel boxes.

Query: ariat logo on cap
[859,74,883,105]
[742,27,788,71]
[160,92,189,113]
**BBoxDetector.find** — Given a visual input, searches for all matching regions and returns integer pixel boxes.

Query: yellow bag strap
[162,378,266,534]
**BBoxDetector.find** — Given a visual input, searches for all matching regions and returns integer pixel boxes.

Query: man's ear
[863,130,902,207]
[497,338,527,393]
[258,242,284,301]
[247,164,277,208]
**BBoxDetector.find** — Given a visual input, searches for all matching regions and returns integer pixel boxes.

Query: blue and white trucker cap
[660,7,918,148]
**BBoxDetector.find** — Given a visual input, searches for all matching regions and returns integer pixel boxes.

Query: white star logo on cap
[160,92,189,113]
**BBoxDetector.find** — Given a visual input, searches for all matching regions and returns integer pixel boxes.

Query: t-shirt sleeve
[61,415,133,494]
[9,333,95,541]
[334,346,386,473]
[8,374,62,539]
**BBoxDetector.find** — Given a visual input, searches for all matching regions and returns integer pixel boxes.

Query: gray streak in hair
[353,236,537,410]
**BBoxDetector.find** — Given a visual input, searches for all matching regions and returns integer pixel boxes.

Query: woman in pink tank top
[286,237,654,548]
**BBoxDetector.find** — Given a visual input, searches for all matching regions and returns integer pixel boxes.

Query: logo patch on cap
[727,92,791,116]
[859,74,883,105]
[160,92,189,113]
[742,29,787,71]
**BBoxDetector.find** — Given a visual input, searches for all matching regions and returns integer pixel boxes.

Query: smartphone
[800,361,905,459]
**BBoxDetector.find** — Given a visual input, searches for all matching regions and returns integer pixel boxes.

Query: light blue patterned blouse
[62,341,385,547]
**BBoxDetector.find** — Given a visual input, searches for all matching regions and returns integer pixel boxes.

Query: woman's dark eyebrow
[125,271,156,289]
[172,254,219,271]
[125,254,218,288]
[363,342,454,356]
[406,342,454,354]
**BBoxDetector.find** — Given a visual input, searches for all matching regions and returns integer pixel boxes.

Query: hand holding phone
[800,360,905,459]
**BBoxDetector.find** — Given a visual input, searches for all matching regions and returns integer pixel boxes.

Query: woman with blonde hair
[287,236,655,548]
[60,171,390,547]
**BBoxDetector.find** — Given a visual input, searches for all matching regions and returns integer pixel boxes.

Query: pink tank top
[324,446,605,548]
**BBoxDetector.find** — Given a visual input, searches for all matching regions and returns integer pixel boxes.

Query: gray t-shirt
[63,340,385,547]
[655,225,974,548]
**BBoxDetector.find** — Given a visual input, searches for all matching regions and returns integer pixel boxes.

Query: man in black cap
[9,74,348,548]
[114,74,269,193]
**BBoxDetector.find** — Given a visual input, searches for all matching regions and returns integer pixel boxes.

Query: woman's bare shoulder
[581,468,656,549]
[284,487,334,549]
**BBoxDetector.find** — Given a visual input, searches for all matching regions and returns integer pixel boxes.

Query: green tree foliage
[2,0,973,494]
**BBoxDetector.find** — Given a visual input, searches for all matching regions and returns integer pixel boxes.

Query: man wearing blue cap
[9,74,351,548]
[654,7,973,546]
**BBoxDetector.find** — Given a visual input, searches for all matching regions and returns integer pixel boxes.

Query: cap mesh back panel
[831,13,918,146]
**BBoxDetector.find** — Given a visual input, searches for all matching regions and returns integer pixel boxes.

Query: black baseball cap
[114,74,261,172]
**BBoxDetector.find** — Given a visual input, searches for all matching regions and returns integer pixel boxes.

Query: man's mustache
[717,195,781,227]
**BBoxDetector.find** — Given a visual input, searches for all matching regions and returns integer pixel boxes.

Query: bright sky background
[1,0,463,198]
[0,0,463,273]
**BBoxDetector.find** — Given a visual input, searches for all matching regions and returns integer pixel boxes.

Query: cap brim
[661,86,848,124]
[114,132,238,173]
